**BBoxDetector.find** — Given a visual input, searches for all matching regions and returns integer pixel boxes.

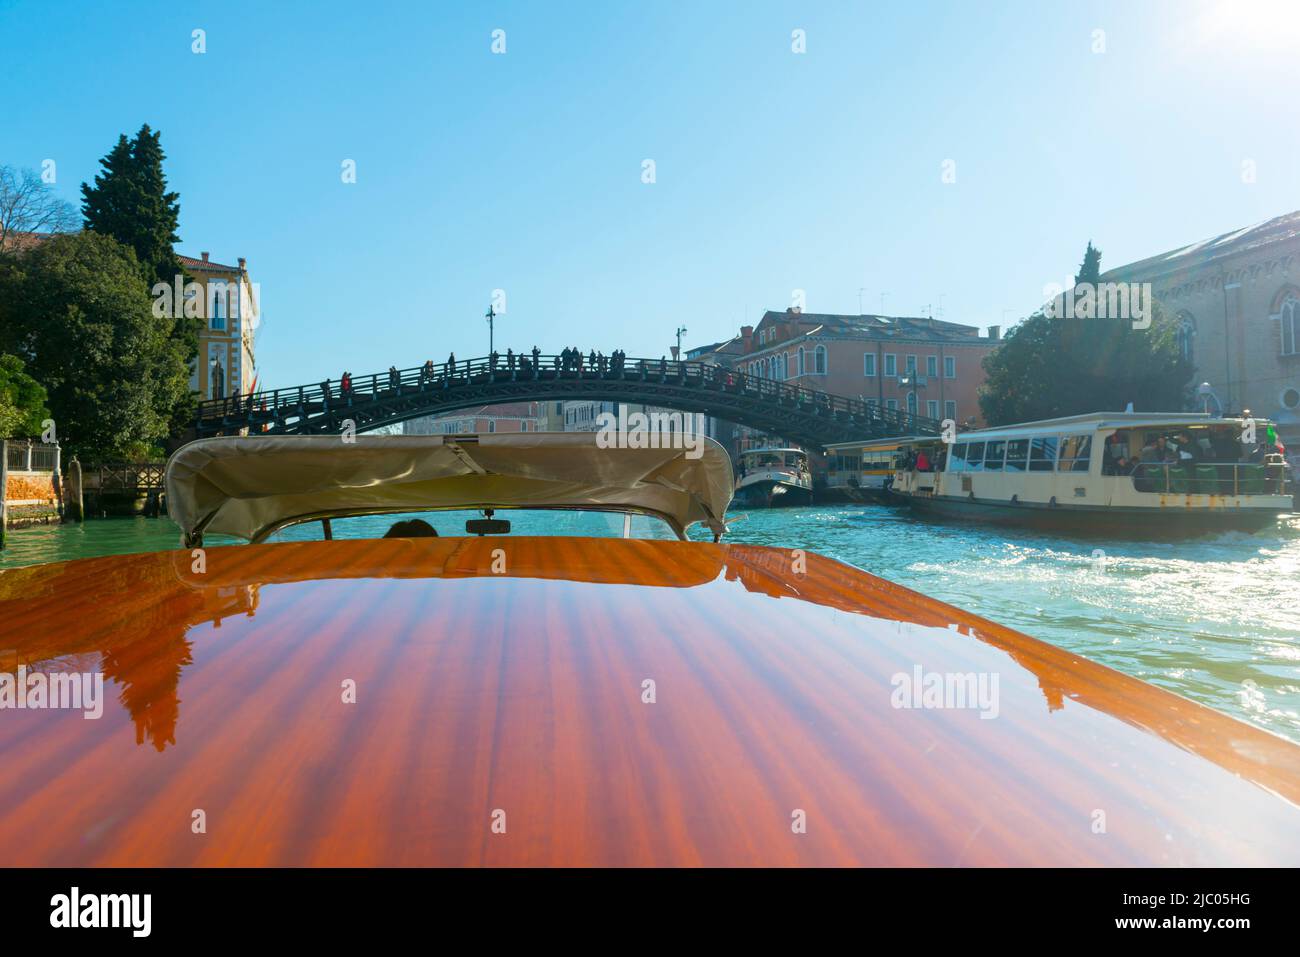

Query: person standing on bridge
[532,346,540,366]
[389,366,400,390]
[447,352,456,376]
[341,371,353,395]
[506,348,515,372]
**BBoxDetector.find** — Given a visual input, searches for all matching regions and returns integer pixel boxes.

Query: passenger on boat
[1170,434,1196,462]
[1103,433,1136,475]
[1139,435,1176,464]
[915,449,932,472]
[383,519,438,538]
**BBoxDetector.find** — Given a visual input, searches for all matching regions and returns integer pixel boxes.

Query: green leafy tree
[0,232,191,460]
[80,124,198,436]
[0,353,50,438]
[979,244,1191,426]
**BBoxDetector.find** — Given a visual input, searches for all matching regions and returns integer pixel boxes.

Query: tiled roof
[749,310,984,352]
[689,336,745,357]
[1102,209,1300,281]
[178,253,242,272]
[0,230,58,252]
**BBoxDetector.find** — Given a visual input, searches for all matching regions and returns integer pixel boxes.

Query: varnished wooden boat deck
[1,536,1297,866]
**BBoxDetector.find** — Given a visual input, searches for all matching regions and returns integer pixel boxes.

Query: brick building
[711,310,1001,453]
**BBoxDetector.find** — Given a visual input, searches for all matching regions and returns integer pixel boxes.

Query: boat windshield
[742,451,804,469]
[264,508,682,543]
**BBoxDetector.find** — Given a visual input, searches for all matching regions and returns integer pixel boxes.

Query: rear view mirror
[465,518,511,536]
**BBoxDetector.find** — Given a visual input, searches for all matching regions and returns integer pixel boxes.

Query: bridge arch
[195,354,943,450]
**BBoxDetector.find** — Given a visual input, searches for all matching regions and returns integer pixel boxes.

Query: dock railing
[5,438,60,473]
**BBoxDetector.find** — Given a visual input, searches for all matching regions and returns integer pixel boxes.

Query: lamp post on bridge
[675,325,687,360]
[486,304,498,355]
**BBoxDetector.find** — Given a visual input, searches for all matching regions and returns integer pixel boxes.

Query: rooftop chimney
[987,325,1001,340]
[740,325,754,351]
[238,257,247,271]
[200,251,209,262]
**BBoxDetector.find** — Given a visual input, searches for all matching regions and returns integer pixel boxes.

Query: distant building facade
[177,251,259,401]
[1102,210,1300,447]
[698,310,1001,456]
[402,401,541,435]
[737,309,1000,424]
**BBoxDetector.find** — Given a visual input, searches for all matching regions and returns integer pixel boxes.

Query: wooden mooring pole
[65,456,84,523]
[0,439,8,550]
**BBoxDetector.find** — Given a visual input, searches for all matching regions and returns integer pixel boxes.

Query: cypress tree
[1074,241,1102,287]
[81,125,197,438]
[81,125,184,291]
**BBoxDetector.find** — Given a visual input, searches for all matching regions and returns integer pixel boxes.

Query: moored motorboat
[733,447,813,508]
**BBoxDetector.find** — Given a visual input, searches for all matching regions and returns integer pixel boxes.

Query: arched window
[210,358,225,399]
[1282,297,1299,357]
[797,347,806,376]
[783,353,790,379]
[1175,312,1196,365]
[209,281,227,331]
[814,345,827,374]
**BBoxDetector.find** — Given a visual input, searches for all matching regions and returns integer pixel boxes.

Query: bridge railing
[195,354,947,438]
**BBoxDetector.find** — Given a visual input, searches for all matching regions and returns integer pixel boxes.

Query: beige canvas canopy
[166,432,734,545]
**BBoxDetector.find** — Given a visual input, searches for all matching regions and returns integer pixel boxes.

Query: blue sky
[2,0,1298,389]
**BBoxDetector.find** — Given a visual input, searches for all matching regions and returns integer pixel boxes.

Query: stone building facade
[1102,210,1300,447]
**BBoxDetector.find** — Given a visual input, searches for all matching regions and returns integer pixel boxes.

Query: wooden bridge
[193,353,946,450]
[84,462,167,517]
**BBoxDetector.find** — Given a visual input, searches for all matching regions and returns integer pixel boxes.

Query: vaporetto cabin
[886,412,1292,533]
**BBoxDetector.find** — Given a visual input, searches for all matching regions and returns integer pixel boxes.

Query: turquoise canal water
[4,506,1299,743]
